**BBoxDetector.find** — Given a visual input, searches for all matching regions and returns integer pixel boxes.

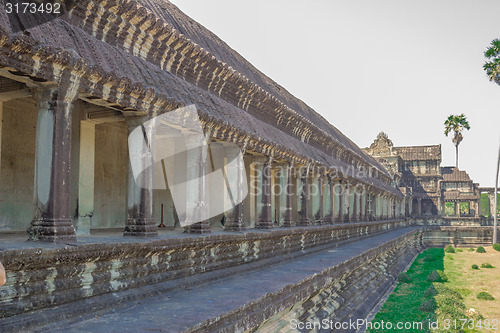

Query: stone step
[34,227,422,333]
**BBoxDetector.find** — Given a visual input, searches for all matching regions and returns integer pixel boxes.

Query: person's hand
[0,261,5,286]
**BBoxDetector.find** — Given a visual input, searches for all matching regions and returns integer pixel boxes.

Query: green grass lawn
[369,246,500,333]
[368,248,444,332]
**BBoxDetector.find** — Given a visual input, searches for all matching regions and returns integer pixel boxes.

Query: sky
[171,0,500,187]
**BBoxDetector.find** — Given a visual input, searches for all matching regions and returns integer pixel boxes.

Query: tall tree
[484,39,500,86]
[484,39,500,243]
[444,114,470,168]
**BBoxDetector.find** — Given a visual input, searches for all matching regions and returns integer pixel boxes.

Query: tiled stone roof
[441,167,472,182]
[443,190,479,200]
[0,0,401,195]
[392,145,441,161]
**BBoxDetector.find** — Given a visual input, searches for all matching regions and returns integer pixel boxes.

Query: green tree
[484,39,500,244]
[444,114,470,168]
[484,39,500,86]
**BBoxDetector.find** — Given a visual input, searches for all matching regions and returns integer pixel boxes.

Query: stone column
[28,87,77,242]
[367,192,372,220]
[76,120,95,235]
[489,192,496,219]
[352,190,358,222]
[417,198,422,217]
[0,101,3,174]
[361,191,366,221]
[344,181,351,222]
[312,172,324,224]
[224,145,247,231]
[256,155,273,229]
[455,200,460,217]
[323,174,333,224]
[333,180,342,223]
[280,162,295,227]
[297,164,312,226]
[183,133,210,234]
[474,199,480,218]
[124,117,158,236]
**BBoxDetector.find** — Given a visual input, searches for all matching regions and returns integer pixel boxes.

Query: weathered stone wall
[199,229,424,333]
[93,122,128,229]
[0,98,36,232]
[423,226,499,247]
[0,220,408,331]
[408,218,499,247]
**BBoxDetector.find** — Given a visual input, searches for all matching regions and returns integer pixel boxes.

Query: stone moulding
[0,220,408,331]
[190,229,424,333]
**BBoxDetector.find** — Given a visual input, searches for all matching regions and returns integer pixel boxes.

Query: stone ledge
[0,220,408,331]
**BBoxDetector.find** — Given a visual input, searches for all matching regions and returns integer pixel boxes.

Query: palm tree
[485,40,500,243]
[494,139,499,244]
[444,114,470,168]
[484,39,500,85]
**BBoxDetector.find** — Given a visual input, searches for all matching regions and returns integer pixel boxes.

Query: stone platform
[0,220,411,332]
[44,228,421,333]
[2,220,498,332]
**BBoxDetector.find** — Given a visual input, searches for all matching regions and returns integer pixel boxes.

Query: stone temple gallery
[0,1,497,332]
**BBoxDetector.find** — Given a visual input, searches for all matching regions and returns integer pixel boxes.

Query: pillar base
[224,218,247,231]
[296,218,312,226]
[255,220,274,229]
[184,221,211,234]
[124,218,158,237]
[282,220,296,227]
[323,216,333,224]
[28,218,76,243]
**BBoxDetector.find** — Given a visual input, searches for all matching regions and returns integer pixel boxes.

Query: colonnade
[0,86,405,242]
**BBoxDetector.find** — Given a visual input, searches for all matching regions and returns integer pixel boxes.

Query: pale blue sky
[171,0,500,187]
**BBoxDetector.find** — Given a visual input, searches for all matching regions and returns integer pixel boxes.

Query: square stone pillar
[455,200,460,217]
[489,193,496,219]
[76,120,95,235]
[0,101,3,174]
[417,198,422,217]
[124,117,158,237]
[256,156,273,229]
[351,187,358,222]
[280,162,295,227]
[323,175,334,224]
[223,146,247,231]
[334,180,343,223]
[28,87,77,242]
[343,181,351,222]
[361,191,367,221]
[312,173,324,224]
[296,165,312,226]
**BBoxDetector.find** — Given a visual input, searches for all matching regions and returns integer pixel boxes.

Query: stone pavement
[41,227,419,333]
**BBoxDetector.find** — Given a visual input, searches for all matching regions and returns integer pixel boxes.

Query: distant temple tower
[364,132,481,218]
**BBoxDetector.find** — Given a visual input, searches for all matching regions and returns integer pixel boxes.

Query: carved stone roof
[443,190,479,200]
[0,0,401,195]
[392,145,441,161]
[363,132,396,157]
[441,167,472,182]
[364,132,441,162]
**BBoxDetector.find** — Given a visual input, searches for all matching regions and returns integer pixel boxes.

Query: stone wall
[0,220,408,331]
[201,229,424,333]
[0,98,36,232]
[93,122,128,229]
[423,226,499,247]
